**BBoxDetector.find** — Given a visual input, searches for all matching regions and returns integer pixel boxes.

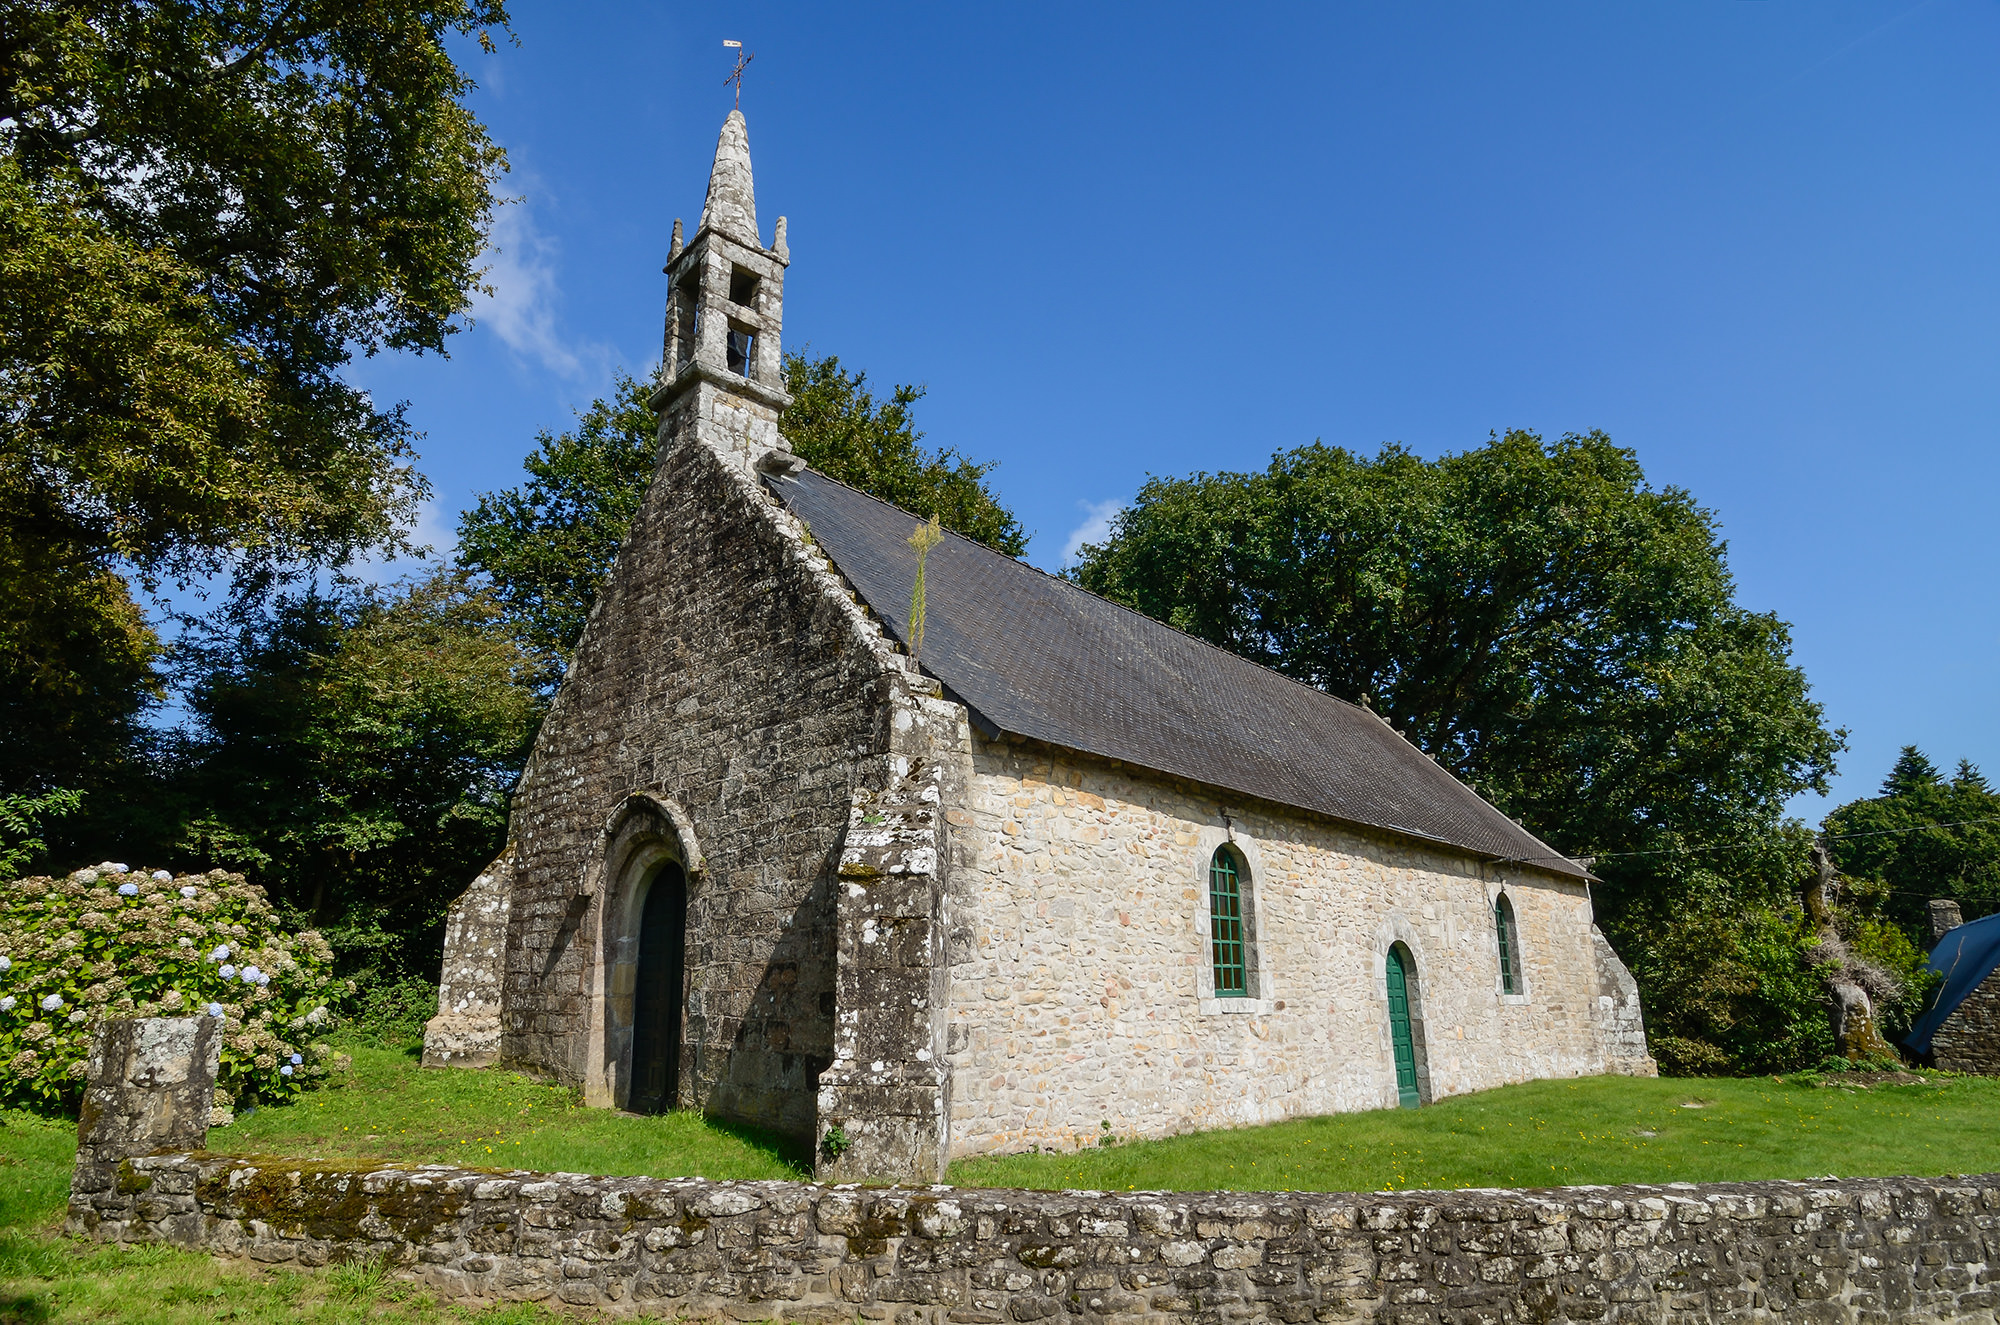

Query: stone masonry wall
[947,738,1652,1158]
[497,430,911,1141]
[1933,970,2000,1075]
[71,1152,2000,1324]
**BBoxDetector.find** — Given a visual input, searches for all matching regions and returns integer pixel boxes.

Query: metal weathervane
[723,40,754,109]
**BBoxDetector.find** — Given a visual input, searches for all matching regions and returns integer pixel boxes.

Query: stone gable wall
[498,431,906,1141]
[946,739,1651,1158]
[1934,971,2000,1075]
[70,1153,2000,1323]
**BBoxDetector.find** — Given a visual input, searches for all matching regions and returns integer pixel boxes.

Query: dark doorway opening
[629,862,687,1114]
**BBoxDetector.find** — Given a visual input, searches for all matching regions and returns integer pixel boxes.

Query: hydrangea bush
[0,862,348,1113]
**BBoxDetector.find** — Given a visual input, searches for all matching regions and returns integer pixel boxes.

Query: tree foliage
[0,0,510,793]
[1825,747,2000,929]
[458,354,1026,662]
[782,353,1027,557]
[455,373,659,665]
[1070,430,1849,1073]
[163,573,545,979]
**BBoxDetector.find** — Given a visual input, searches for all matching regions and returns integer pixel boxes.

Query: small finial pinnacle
[668,217,683,265]
[773,216,788,262]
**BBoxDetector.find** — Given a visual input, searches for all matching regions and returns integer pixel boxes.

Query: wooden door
[1386,945,1421,1109]
[629,863,687,1114]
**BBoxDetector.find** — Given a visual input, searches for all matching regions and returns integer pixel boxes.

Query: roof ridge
[773,464,1394,726]
[769,463,1581,877]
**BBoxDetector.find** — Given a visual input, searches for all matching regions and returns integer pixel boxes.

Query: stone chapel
[421,109,1656,1182]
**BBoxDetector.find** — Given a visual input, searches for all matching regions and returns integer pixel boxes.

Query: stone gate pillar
[67,1016,221,1237]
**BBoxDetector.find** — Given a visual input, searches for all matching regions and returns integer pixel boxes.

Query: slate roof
[768,468,1588,880]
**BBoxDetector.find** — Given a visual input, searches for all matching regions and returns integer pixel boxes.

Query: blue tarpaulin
[1905,910,2000,1055]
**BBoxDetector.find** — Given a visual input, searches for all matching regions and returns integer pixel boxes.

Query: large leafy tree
[1826,747,2000,930]
[0,0,509,791]
[1070,430,1848,1073]
[164,574,545,979]
[459,354,1026,663]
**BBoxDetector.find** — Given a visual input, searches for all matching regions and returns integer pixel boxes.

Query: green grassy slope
[216,1042,810,1180]
[948,1070,2000,1193]
[4,1043,1997,1323]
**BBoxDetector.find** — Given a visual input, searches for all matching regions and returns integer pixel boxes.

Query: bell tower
[652,109,798,475]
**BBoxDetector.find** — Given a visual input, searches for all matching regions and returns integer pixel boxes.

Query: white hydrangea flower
[0,997,14,1011]
[152,870,172,881]
[106,863,128,874]
[218,964,236,979]
[0,955,11,972]
[178,937,194,948]
[40,994,63,1011]
[181,886,199,899]
[117,882,138,896]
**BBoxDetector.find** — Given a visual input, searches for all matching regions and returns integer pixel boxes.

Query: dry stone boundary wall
[63,1017,2000,1323]
[70,1153,2000,1324]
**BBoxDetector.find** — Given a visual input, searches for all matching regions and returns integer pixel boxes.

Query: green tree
[165,573,545,979]
[0,0,510,791]
[1825,746,2000,930]
[1070,430,1847,1073]
[459,355,1026,662]
[783,353,1027,556]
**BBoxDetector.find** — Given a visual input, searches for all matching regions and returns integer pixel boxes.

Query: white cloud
[346,497,457,584]
[473,198,613,380]
[1060,498,1125,566]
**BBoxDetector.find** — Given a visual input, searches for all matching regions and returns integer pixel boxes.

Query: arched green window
[1209,847,1248,996]
[1495,893,1522,995]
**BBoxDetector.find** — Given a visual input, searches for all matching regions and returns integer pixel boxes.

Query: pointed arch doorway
[628,861,688,1115]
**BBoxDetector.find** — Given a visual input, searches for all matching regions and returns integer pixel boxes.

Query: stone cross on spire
[699,110,759,248]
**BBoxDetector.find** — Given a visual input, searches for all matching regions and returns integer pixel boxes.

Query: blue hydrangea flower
[209,945,230,962]
[180,886,198,899]
[290,1053,303,1064]
[240,965,262,983]
[207,1003,225,1018]
[152,870,171,881]
[117,882,138,896]
[218,964,236,979]
[280,1065,293,1076]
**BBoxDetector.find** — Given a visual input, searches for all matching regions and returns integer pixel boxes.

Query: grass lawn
[4,1039,1998,1324]
[950,1069,2000,1194]
[216,1039,809,1180]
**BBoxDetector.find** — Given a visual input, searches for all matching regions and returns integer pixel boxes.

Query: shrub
[0,862,346,1113]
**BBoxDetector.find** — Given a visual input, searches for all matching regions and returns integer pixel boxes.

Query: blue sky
[351,1,2000,819]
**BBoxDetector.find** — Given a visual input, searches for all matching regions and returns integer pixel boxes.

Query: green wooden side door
[1385,946,1421,1109]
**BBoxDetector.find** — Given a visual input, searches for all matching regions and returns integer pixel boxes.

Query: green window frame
[1495,894,1521,995]
[1209,847,1249,996]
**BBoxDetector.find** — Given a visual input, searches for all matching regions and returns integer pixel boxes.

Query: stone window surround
[1490,882,1531,1005]
[1192,824,1276,1014]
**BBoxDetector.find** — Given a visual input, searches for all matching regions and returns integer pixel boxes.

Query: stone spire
[698,110,760,247]
[653,109,792,478]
